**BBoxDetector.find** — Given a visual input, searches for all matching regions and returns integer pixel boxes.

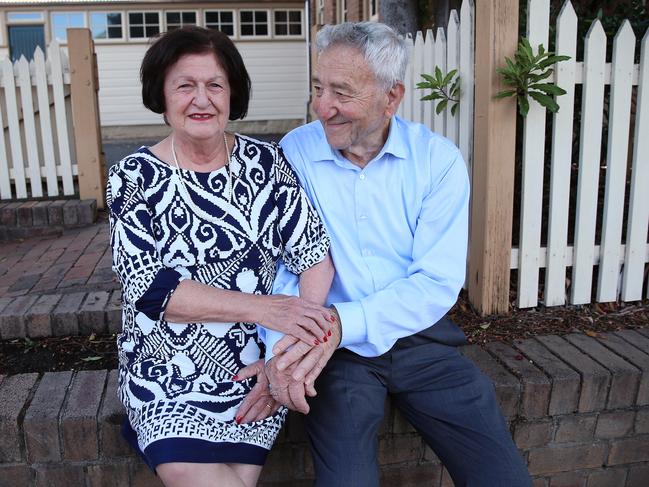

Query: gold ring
[266,403,272,409]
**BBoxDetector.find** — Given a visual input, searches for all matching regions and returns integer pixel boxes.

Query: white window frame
[337,0,347,23]
[89,11,124,42]
[203,9,236,37]
[5,11,46,46]
[127,11,161,41]
[50,11,86,43]
[367,0,379,21]
[7,11,45,23]
[238,9,271,39]
[316,0,325,25]
[273,9,303,38]
[164,10,198,31]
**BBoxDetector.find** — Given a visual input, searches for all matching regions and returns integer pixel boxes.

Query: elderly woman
[107,26,334,487]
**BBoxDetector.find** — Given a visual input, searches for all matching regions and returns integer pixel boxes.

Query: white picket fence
[0,41,75,200]
[515,0,649,307]
[398,0,474,173]
[401,0,647,308]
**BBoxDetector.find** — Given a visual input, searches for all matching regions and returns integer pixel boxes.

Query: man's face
[312,45,393,158]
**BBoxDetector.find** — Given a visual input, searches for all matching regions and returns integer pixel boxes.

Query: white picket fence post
[0,40,76,200]
[622,31,649,301]
[517,0,551,308]
[397,2,475,166]
[545,1,577,306]
[514,0,649,307]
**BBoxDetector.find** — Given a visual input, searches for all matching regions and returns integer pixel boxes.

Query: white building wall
[95,40,308,127]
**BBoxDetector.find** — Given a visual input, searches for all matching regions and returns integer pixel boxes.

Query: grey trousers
[304,319,532,487]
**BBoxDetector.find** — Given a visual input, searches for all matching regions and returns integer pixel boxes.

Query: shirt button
[359,214,367,220]
[359,174,366,180]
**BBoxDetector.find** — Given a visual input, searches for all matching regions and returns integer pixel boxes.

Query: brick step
[0,200,97,242]
[1,330,649,486]
[0,289,121,340]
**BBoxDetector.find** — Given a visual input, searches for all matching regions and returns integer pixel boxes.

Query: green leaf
[451,102,459,117]
[435,66,444,84]
[538,55,571,69]
[442,69,458,86]
[451,82,461,98]
[529,83,566,96]
[420,73,436,84]
[520,38,534,62]
[493,90,517,99]
[528,70,553,82]
[421,93,442,101]
[436,99,449,114]
[529,90,560,112]
[81,356,104,362]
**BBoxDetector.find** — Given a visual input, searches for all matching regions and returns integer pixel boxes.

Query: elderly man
[255,22,531,487]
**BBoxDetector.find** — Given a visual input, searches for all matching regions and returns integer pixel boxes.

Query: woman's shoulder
[234,133,279,154]
[233,133,286,171]
[109,147,170,182]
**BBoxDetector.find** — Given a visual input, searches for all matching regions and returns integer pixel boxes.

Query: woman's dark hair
[140,26,251,120]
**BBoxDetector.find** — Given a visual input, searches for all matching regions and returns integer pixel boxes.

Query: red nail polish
[329,315,335,322]
[314,339,320,346]
[232,374,239,381]
[323,336,328,342]
[328,330,332,337]
[236,416,242,424]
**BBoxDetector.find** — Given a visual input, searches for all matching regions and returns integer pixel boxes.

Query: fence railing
[398,0,474,173]
[0,41,76,200]
[516,0,649,307]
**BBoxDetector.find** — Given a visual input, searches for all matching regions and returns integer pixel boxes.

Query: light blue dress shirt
[263,115,470,358]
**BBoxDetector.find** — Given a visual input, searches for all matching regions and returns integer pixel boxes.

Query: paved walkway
[0,220,116,300]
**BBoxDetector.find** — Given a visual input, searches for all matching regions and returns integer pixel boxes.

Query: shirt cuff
[334,301,366,348]
[260,327,284,363]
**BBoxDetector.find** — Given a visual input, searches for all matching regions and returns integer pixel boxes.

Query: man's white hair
[315,22,410,91]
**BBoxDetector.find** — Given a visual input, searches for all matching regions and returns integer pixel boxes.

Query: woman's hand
[233,360,281,423]
[257,295,335,347]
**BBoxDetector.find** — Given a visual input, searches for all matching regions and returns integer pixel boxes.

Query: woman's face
[163,52,231,143]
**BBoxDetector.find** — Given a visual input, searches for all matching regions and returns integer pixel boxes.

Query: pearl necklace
[170,133,233,214]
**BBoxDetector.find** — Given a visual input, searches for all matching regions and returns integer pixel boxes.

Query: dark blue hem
[122,418,268,472]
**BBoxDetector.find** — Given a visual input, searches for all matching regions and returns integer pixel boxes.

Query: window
[165,11,196,31]
[337,0,347,23]
[204,10,234,36]
[128,12,160,39]
[239,10,268,37]
[274,10,302,37]
[90,12,123,40]
[7,12,44,23]
[316,0,324,25]
[367,0,378,20]
[51,12,85,42]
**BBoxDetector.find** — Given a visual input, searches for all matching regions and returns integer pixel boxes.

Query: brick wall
[1,328,649,486]
[0,200,97,242]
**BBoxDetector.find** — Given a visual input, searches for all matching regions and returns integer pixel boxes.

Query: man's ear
[385,82,405,117]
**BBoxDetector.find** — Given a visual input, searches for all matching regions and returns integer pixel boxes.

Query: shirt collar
[313,116,408,165]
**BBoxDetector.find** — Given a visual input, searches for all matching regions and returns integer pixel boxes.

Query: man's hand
[271,307,341,394]
[233,360,280,424]
[265,357,313,414]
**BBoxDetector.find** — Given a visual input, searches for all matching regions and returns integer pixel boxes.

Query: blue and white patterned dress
[107,134,329,468]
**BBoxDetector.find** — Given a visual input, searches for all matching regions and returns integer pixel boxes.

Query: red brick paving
[0,222,117,299]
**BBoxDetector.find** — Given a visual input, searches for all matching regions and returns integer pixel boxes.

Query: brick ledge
[1,327,649,486]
